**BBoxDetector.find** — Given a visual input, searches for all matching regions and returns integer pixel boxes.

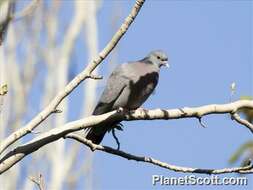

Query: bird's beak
[163,61,169,68]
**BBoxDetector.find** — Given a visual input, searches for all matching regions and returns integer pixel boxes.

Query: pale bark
[0,100,252,175]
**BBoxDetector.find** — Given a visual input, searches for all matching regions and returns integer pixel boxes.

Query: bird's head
[146,50,169,68]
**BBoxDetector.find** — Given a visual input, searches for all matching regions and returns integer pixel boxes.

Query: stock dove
[85,50,169,145]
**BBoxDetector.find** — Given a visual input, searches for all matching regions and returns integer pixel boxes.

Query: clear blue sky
[67,1,252,189]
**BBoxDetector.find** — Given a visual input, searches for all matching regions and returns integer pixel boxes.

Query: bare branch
[0,100,252,174]
[0,110,120,174]
[29,173,45,190]
[0,0,14,45]
[12,0,41,21]
[0,0,40,45]
[65,134,253,175]
[125,100,253,133]
[232,113,253,133]
[0,0,146,155]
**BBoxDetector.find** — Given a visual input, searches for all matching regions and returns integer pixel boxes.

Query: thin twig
[232,113,253,133]
[12,0,41,21]
[66,134,253,175]
[29,173,45,190]
[197,117,207,128]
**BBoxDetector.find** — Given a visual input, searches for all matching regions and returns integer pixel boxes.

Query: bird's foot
[112,128,120,150]
[115,123,124,131]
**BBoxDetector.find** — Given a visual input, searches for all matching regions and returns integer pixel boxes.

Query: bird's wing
[93,65,128,115]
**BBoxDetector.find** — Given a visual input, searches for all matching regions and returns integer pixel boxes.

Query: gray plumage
[85,50,169,144]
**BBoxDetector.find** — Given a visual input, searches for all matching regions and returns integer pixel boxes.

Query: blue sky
[64,0,252,189]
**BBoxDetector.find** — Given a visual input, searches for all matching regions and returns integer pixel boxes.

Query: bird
[85,50,169,146]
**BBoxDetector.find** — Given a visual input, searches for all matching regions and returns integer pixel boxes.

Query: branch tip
[197,117,207,128]
[88,74,103,80]
[52,109,62,114]
[29,173,45,190]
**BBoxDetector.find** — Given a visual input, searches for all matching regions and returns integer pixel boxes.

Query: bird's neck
[139,57,160,72]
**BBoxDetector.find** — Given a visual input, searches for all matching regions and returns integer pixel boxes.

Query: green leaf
[240,96,253,101]
[229,141,253,164]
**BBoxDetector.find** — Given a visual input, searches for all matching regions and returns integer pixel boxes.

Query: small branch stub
[88,74,103,80]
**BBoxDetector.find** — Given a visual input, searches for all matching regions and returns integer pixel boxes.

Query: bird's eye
[157,56,161,59]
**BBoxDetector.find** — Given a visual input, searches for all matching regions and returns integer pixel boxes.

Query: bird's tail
[85,121,122,145]
[85,126,107,145]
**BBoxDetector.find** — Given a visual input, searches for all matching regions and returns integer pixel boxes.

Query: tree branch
[0,110,119,174]
[65,133,253,175]
[231,113,253,133]
[0,0,40,45]
[12,0,41,21]
[0,0,14,45]
[29,173,45,190]
[0,100,252,174]
[0,0,145,155]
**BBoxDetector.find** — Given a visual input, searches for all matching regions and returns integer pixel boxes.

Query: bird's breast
[113,71,159,110]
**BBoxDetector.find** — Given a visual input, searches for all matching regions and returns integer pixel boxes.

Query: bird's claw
[112,128,121,150]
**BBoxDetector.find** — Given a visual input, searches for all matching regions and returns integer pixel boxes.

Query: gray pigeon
[85,50,169,145]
